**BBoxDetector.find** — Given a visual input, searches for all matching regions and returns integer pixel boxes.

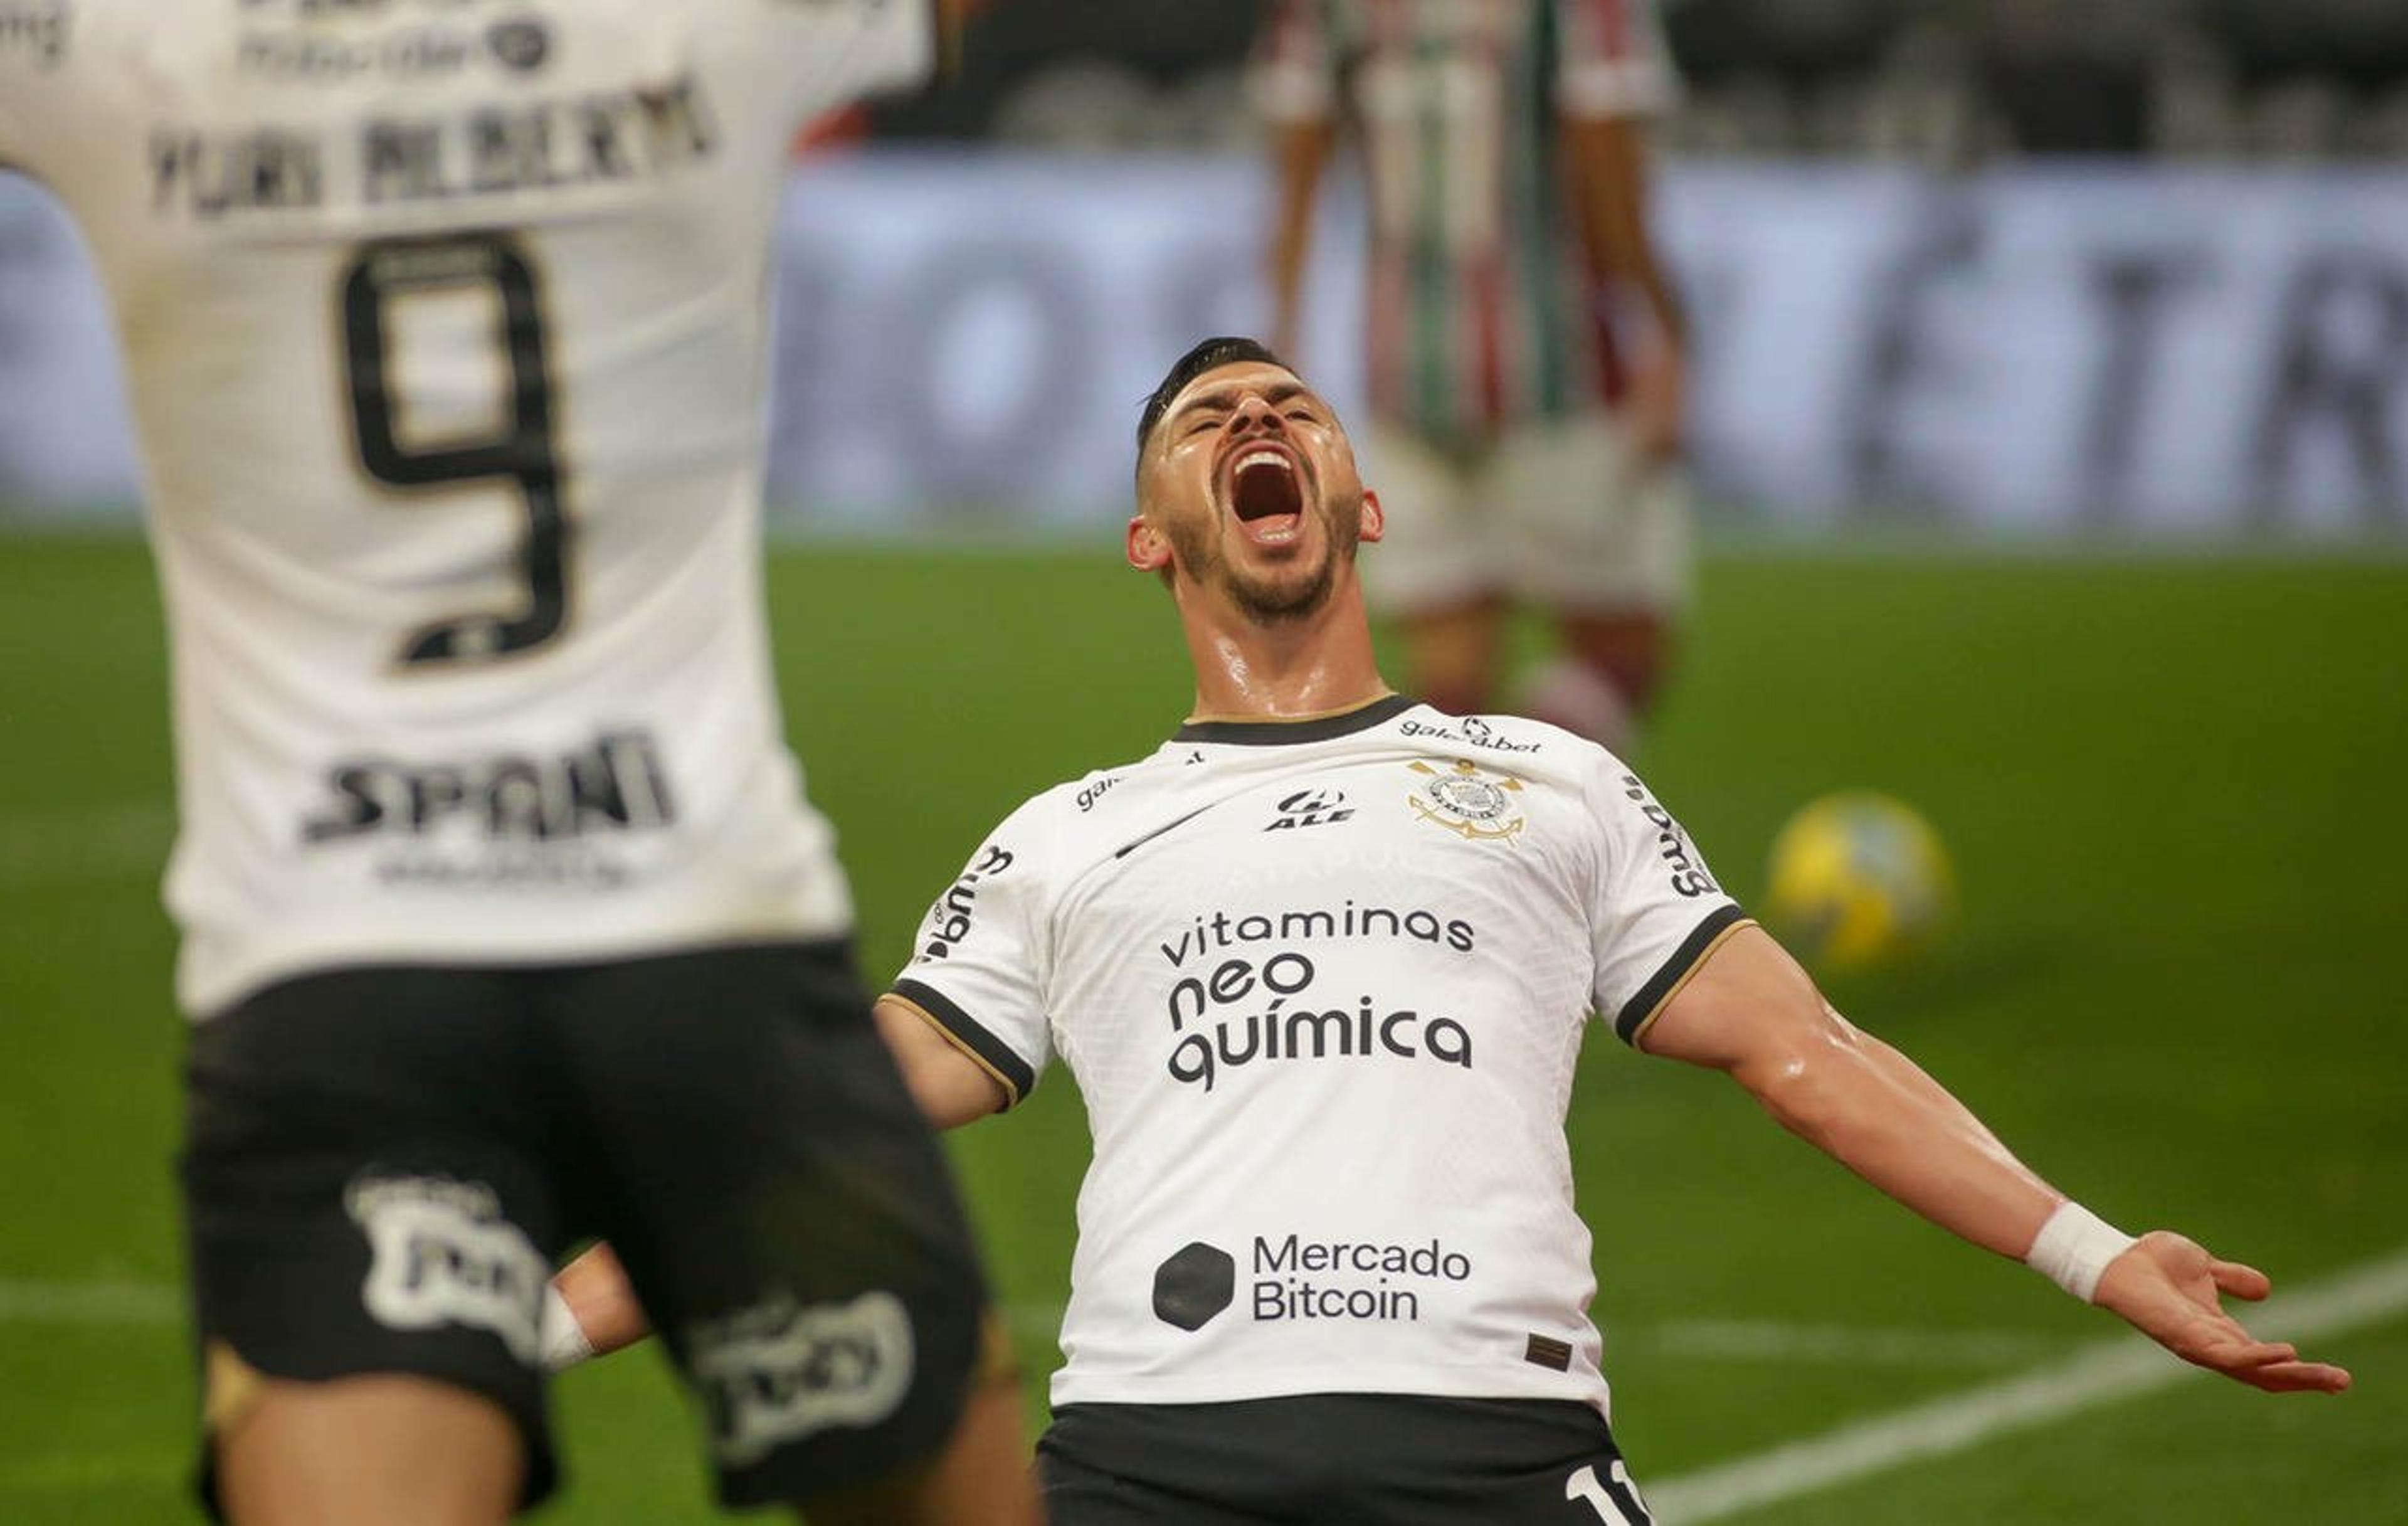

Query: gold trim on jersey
[1627,916,1759,1051]
[884,992,1022,1110]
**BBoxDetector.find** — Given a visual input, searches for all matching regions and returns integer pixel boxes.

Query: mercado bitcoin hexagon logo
[1152,1242,1235,1331]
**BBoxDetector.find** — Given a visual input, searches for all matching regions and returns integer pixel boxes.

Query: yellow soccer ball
[1763,793,1955,977]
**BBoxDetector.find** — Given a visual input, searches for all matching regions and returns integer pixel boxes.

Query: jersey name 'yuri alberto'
[0,0,935,1016]
[891,696,1750,1416]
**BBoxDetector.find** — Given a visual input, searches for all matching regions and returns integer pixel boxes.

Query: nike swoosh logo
[1112,802,1219,860]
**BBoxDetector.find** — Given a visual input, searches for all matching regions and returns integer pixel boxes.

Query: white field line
[0,1281,2055,1370]
[0,1446,185,1493]
[0,1278,179,1323]
[1646,1243,2408,1524]
[10,1246,2402,1513]
[1635,1319,2065,1368]
[0,801,173,886]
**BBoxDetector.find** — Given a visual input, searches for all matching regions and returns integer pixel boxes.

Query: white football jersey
[0,0,935,1016]
[890,696,1749,1414]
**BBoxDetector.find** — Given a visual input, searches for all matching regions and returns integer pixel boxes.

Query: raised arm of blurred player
[1563,112,1684,462]
[1556,0,1688,464]
[552,997,1007,1361]
[1264,119,1336,361]
[1250,0,1341,359]
[1639,925,2352,1395]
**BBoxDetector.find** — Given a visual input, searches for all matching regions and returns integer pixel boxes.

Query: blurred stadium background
[2,1,2402,1521]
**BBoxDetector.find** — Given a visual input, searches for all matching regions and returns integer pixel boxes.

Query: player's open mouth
[1227,447,1306,545]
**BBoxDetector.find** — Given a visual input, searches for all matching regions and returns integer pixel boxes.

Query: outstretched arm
[1637,924,2350,1395]
[544,996,1011,1365]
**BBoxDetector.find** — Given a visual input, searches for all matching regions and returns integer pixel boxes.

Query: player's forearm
[1603,230,1685,354]
[1736,1022,2060,1261]
[1649,938,2347,1391]
[1266,122,1333,352]
[1563,117,1686,348]
[1647,930,2062,1261]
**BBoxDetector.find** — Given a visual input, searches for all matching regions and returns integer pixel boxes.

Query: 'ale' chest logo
[1407,759,1526,844]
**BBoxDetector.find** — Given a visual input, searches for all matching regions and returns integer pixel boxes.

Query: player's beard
[1170,488,1361,624]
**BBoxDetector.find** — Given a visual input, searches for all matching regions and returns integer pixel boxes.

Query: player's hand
[1624,329,1684,465]
[2092,1231,2351,1394]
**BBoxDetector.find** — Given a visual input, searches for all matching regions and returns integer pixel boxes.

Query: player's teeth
[1238,450,1288,472]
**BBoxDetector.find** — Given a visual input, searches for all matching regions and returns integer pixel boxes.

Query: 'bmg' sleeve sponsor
[887,795,1056,1108]
[1585,757,1748,1045]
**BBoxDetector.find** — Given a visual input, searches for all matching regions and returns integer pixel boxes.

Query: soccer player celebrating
[556,336,2349,1522]
[0,3,1037,1523]
[1255,0,1693,754]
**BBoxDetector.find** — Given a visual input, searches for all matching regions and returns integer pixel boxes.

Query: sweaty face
[1143,363,1366,622]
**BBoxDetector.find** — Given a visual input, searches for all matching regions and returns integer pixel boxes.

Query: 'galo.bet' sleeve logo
[1406,759,1527,844]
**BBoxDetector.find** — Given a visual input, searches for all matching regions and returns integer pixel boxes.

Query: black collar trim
[1173,693,1415,746]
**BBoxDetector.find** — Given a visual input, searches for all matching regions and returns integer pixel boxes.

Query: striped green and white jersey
[1255,0,1681,441]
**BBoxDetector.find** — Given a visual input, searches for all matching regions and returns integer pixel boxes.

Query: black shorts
[179,940,990,1517]
[1039,1394,1656,1526]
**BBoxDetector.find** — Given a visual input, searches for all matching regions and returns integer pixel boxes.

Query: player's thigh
[181,966,570,1518]
[796,1362,1042,1526]
[1360,422,1508,617]
[214,1372,521,1526]
[1494,414,1693,616]
[550,941,992,1510]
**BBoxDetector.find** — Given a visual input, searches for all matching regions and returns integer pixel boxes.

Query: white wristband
[540,1285,595,1372]
[2024,1201,2138,1304]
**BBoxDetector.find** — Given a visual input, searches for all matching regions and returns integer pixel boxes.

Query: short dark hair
[1134,336,1291,465]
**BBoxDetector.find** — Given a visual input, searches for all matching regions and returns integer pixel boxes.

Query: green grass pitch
[1,534,2402,1523]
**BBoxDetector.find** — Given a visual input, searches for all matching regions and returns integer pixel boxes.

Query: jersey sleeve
[1553,0,1684,120]
[0,13,77,178]
[1583,755,1750,1046]
[885,793,1060,1110]
[766,0,937,120]
[1249,0,1339,125]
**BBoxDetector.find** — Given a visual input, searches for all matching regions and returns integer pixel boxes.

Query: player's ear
[1126,514,1171,573]
[1356,488,1385,544]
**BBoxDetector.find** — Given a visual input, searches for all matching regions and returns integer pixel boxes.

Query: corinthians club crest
[1407,759,1527,843]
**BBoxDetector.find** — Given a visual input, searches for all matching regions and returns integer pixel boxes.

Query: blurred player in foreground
[553,337,2348,1522]
[0,3,1038,1522]
[1256,0,1692,754]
